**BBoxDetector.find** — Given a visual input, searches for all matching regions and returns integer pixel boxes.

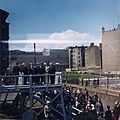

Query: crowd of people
[2,63,120,120]
[64,86,120,120]
[35,85,120,120]
[4,62,56,85]
[81,77,100,87]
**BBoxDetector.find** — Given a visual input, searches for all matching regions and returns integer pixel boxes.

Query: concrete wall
[85,43,101,69]
[102,25,120,73]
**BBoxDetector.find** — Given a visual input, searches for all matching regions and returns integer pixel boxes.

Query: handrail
[0,73,63,87]
[0,73,61,78]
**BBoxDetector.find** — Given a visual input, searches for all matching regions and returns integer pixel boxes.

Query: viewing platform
[0,72,63,93]
[0,73,68,120]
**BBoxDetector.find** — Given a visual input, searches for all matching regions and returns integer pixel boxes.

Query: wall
[102,25,120,73]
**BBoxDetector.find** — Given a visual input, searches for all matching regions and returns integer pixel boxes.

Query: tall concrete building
[102,25,120,73]
[67,46,86,71]
[0,9,9,75]
[85,43,101,71]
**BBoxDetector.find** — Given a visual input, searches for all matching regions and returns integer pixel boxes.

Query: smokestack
[34,43,36,65]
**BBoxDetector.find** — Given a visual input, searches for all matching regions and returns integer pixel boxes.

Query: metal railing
[0,72,63,89]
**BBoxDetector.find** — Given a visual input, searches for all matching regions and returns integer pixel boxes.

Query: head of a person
[107,105,110,110]
[16,63,19,66]
[22,63,25,66]
[46,101,50,106]
[49,62,53,67]
[115,101,119,106]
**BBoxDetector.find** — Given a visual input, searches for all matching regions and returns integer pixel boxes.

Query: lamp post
[34,43,36,65]
[104,44,117,84]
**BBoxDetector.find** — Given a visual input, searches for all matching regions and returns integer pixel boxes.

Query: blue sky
[0,0,120,51]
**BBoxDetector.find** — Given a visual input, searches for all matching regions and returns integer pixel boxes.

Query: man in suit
[48,63,56,84]
[13,63,21,85]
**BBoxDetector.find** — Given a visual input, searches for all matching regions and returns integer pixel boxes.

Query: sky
[0,0,120,51]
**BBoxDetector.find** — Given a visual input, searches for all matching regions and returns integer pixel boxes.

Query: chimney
[90,43,94,47]
[102,27,105,33]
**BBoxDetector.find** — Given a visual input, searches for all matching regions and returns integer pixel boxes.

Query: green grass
[63,71,119,80]
[63,72,98,79]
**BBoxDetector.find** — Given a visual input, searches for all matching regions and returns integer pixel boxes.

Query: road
[80,77,120,90]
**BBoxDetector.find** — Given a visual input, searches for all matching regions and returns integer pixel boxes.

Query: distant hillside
[9,49,69,65]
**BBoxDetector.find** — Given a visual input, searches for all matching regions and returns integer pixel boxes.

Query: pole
[29,75,33,120]
[34,43,36,65]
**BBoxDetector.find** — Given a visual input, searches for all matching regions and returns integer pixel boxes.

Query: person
[85,80,88,86]
[45,63,50,73]
[84,88,89,100]
[97,78,99,87]
[74,112,98,120]
[99,99,104,115]
[44,101,51,120]
[105,105,113,120]
[95,99,101,115]
[89,105,97,117]
[27,63,33,75]
[20,63,28,85]
[48,63,56,84]
[93,79,96,87]
[81,78,84,86]
[113,102,118,120]
[13,63,21,85]
[118,114,120,120]
[39,63,46,84]
[4,67,12,85]
[116,104,120,120]
[32,65,38,85]
[36,63,41,85]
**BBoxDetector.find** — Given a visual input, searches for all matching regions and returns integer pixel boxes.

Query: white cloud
[9,29,101,51]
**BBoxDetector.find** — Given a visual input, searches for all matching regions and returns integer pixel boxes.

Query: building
[9,49,69,71]
[67,46,86,71]
[102,25,120,73]
[85,43,101,72]
[0,9,9,75]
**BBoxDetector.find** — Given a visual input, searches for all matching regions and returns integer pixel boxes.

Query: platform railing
[0,72,63,88]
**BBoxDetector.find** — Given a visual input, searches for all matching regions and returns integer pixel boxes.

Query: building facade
[67,46,86,71]
[85,43,101,71]
[0,9,9,75]
[102,25,120,73]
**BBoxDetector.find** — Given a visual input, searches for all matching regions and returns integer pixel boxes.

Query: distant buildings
[85,43,102,72]
[1,9,119,75]
[102,25,120,73]
[0,9,9,75]
[67,44,102,72]
[67,46,86,71]
[10,44,103,72]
